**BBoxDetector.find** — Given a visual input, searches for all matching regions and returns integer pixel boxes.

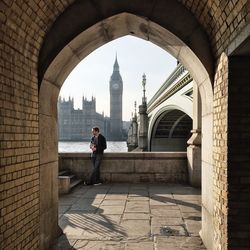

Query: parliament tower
[109,55,123,140]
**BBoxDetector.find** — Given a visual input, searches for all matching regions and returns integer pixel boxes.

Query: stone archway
[38,6,214,250]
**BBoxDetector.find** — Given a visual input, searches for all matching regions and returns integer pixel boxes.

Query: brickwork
[0,0,41,248]
[213,53,229,250]
[0,1,249,249]
[180,0,249,58]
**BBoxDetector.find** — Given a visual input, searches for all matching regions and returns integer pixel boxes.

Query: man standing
[89,127,107,185]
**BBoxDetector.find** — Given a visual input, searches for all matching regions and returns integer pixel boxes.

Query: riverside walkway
[53,183,206,249]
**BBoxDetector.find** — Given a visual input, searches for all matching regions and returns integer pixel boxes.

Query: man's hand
[90,143,96,152]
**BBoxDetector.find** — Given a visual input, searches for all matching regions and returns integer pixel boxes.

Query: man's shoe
[94,182,102,186]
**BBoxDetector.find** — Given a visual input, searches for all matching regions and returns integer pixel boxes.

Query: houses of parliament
[58,56,127,141]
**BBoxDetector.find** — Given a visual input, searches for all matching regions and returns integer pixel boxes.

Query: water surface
[59,141,128,153]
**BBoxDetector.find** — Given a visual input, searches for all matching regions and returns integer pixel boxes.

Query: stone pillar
[39,80,62,249]
[138,74,148,151]
[127,104,138,151]
[138,103,148,151]
[187,82,201,187]
[131,115,138,150]
[127,116,138,151]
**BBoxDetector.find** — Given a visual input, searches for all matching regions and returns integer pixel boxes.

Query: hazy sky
[59,35,177,121]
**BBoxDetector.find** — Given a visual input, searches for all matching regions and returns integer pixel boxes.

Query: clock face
[113,83,119,90]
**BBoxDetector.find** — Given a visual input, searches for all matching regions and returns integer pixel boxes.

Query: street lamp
[142,73,146,104]
[134,101,137,118]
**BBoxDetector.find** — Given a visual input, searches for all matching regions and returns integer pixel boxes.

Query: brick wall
[180,0,249,58]
[0,1,41,248]
[213,53,229,250]
[0,1,76,248]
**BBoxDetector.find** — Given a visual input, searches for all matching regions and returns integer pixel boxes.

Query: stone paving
[53,183,206,249]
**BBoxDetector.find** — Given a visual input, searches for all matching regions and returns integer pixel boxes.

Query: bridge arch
[149,108,192,152]
[38,3,214,250]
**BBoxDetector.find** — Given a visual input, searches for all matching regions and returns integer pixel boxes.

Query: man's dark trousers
[90,154,103,184]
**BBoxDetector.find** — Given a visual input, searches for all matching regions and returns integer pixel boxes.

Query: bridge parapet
[148,64,191,113]
[59,152,188,184]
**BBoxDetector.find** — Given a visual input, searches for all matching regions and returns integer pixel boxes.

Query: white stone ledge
[59,152,187,159]
[58,152,188,184]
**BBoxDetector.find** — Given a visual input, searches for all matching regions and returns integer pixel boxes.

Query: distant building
[58,96,108,141]
[58,55,128,141]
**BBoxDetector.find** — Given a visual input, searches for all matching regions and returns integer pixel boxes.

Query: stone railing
[59,152,188,183]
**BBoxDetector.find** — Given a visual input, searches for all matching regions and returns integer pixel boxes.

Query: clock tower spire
[109,54,123,140]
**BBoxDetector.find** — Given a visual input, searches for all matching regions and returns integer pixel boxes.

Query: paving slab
[122,213,150,220]
[150,206,182,217]
[120,219,151,238]
[184,219,202,236]
[155,236,207,250]
[151,224,188,236]
[149,198,177,206]
[97,205,125,215]
[70,201,100,212]
[128,190,149,197]
[151,217,184,226]
[73,240,123,250]
[105,194,128,200]
[124,241,154,250]
[83,192,107,199]
[125,201,150,213]
[101,199,126,206]
[53,183,206,249]
[127,196,149,201]
[178,204,201,213]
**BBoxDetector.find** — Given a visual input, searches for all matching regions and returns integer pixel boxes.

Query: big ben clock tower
[109,55,123,140]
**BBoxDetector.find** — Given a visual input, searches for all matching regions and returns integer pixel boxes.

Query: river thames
[58,141,128,153]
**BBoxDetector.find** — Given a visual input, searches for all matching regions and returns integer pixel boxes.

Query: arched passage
[38,5,214,250]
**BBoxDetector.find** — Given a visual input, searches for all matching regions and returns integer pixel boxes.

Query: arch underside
[150,109,192,152]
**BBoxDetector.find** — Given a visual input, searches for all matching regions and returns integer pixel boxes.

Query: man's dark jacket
[91,134,107,154]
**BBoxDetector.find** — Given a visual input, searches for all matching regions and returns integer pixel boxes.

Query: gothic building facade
[58,96,108,140]
[58,56,125,141]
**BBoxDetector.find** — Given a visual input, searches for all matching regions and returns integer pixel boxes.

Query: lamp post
[142,73,147,104]
[138,73,148,151]
[134,101,137,118]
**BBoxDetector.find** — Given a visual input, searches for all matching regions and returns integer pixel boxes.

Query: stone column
[39,80,61,249]
[131,115,138,149]
[187,82,201,187]
[138,103,148,151]
[127,103,138,151]
[138,74,148,151]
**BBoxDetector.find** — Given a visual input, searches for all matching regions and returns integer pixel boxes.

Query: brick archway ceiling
[38,0,215,86]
